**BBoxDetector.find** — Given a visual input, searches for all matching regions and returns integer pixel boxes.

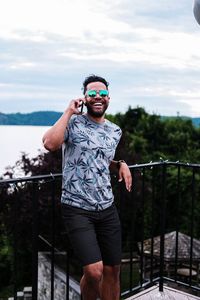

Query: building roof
[139,231,200,262]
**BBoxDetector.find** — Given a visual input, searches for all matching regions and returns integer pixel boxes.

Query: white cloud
[169,89,200,98]
[59,27,200,70]
[9,62,36,69]
[1,0,199,72]
[179,99,200,116]
[0,0,132,39]
[0,83,66,99]
[1,0,200,116]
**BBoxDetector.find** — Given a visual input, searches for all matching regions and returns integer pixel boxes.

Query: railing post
[32,183,39,300]
[13,185,19,300]
[119,177,123,296]
[159,163,166,292]
[50,180,55,300]
[150,166,156,282]
[139,168,145,287]
[129,169,135,292]
[66,249,70,300]
[189,168,195,286]
[175,165,181,281]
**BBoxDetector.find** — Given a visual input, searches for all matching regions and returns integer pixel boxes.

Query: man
[43,75,132,300]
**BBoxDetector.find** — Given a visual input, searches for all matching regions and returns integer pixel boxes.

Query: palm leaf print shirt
[61,114,122,211]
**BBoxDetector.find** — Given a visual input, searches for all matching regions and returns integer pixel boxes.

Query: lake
[0,125,50,177]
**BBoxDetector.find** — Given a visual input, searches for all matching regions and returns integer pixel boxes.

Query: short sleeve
[64,127,69,142]
[63,115,76,142]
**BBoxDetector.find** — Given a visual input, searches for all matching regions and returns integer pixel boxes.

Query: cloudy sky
[0,0,200,117]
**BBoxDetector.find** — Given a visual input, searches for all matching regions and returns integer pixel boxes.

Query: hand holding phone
[67,99,85,115]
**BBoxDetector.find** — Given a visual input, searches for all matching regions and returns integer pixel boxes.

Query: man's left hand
[118,162,132,192]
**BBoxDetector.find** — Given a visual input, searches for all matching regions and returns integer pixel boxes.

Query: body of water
[0,125,50,177]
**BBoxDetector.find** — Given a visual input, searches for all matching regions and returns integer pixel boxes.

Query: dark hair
[82,74,109,94]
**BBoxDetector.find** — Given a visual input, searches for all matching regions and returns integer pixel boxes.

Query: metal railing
[0,174,64,300]
[120,161,200,298]
[0,161,200,299]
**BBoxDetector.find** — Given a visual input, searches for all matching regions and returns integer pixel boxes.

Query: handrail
[0,173,62,185]
[129,160,200,169]
[1,161,200,185]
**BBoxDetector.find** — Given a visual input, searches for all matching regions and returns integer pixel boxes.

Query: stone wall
[38,252,81,300]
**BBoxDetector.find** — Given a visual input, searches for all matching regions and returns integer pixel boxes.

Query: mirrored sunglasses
[86,90,109,98]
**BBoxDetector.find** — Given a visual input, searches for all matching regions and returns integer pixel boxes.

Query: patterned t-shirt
[61,114,122,211]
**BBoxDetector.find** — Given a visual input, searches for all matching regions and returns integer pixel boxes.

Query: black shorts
[61,203,121,267]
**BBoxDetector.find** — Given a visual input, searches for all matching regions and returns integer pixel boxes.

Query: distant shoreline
[0,124,50,126]
[0,111,62,126]
[0,111,200,127]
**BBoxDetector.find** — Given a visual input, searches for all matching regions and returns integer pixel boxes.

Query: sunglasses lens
[99,90,109,97]
[87,90,96,97]
[87,89,108,97]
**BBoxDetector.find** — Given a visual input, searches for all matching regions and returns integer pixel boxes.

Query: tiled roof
[138,231,200,261]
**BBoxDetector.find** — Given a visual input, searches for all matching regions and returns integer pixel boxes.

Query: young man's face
[84,81,110,118]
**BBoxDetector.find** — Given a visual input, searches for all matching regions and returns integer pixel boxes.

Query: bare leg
[80,261,103,300]
[100,265,120,300]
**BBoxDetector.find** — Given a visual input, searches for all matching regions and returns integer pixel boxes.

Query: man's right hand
[43,98,85,151]
[66,99,85,115]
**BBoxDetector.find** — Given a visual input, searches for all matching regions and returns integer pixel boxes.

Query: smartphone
[80,100,84,114]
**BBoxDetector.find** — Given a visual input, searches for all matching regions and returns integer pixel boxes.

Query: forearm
[42,109,73,151]
[43,98,84,151]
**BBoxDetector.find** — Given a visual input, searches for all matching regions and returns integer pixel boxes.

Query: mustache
[85,99,107,105]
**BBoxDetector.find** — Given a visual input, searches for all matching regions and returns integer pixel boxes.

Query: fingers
[118,173,123,182]
[125,173,132,192]
[73,98,84,108]
[69,98,85,114]
[123,170,132,192]
[118,168,132,192]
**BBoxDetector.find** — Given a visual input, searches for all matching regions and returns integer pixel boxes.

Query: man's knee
[103,265,120,281]
[83,261,103,284]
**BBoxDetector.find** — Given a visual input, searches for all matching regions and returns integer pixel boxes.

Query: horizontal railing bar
[1,161,200,185]
[122,275,200,298]
[38,235,60,253]
[129,161,200,169]
[163,277,200,291]
[0,173,62,185]
[121,277,160,297]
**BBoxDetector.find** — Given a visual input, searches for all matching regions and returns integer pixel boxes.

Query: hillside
[0,111,200,127]
[0,111,62,126]
[161,116,200,127]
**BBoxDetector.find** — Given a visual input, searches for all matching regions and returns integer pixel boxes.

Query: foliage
[107,107,200,164]
[0,149,63,294]
[107,107,200,248]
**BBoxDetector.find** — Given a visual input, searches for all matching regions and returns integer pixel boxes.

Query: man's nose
[94,92,101,98]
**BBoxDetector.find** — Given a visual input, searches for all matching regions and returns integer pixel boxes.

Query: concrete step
[8,291,23,300]
[7,286,32,300]
[23,286,32,300]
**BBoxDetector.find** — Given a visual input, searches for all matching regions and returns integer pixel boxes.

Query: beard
[85,101,109,118]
